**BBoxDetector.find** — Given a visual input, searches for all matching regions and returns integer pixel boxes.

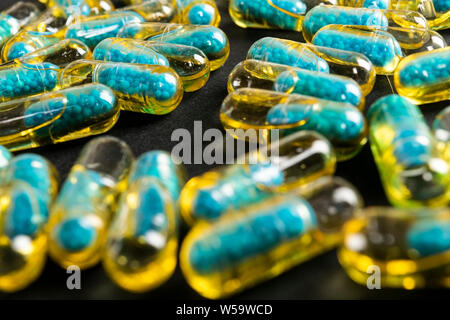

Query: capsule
[60,60,183,115]
[179,131,336,224]
[302,5,428,42]
[118,22,229,70]
[247,37,376,95]
[40,0,115,16]
[177,0,220,26]
[339,0,390,9]
[116,0,176,22]
[394,47,449,104]
[0,61,59,102]
[181,176,363,299]
[65,12,145,49]
[103,151,185,292]
[339,207,450,289]
[48,136,134,269]
[24,6,78,39]
[228,60,365,109]
[390,0,449,30]
[312,25,403,74]
[2,30,60,62]
[432,105,450,160]
[368,95,450,207]
[93,38,210,92]
[0,84,119,151]
[0,153,58,292]
[0,2,40,49]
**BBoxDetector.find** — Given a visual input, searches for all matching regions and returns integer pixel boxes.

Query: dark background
[0,0,449,299]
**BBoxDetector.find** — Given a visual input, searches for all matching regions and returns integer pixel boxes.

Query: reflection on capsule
[48,136,134,269]
[221,88,367,161]
[247,37,376,95]
[390,0,449,30]
[179,131,336,224]
[177,0,220,26]
[117,22,229,70]
[368,94,450,207]
[24,6,76,38]
[0,83,119,151]
[116,0,176,22]
[103,150,185,292]
[394,47,449,104]
[93,37,210,92]
[2,30,60,62]
[339,207,450,289]
[0,2,40,48]
[60,60,183,114]
[228,60,365,109]
[181,176,363,299]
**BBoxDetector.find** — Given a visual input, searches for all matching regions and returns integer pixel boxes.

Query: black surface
[1,0,449,299]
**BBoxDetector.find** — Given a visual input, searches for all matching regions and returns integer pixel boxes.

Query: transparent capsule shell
[60,59,183,115]
[179,131,336,224]
[221,88,367,161]
[247,37,376,95]
[117,0,176,22]
[339,0,390,9]
[177,0,221,26]
[180,176,363,299]
[93,37,210,92]
[48,136,134,269]
[390,0,449,30]
[2,30,60,62]
[117,22,230,70]
[0,83,119,151]
[24,6,74,38]
[40,0,115,16]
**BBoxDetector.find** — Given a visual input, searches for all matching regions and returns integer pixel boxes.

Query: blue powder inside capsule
[407,220,450,257]
[187,3,216,25]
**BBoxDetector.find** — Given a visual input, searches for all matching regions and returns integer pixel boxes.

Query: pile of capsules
[0,0,230,151]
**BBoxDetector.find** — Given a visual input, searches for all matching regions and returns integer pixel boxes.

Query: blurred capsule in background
[221,88,367,161]
[394,47,449,104]
[60,59,183,114]
[339,0,390,9]
[48,136,134,269]
[368,95,450,207]
[116,0,176,22]
[39,0,115,16]
[390,0,449,30]
[181,176,363,299]
[177,0,220,26]
[432,105,450,160]
[0,84,119,151]
[93,38,210,92]
[0,152,58,292]
[339,207,450,289]
[117,22,229,70]
[103,151,185,292]
[247,37,376,95]
[179,131,336,224]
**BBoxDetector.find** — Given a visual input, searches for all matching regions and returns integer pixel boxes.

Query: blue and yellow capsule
[0,2,40,49]
[339,207,450,289]
[394,47,449,104]
[103,150,185,292]
[179,131,336,224]
[39,0,115,16]
[48,136,134,269]
[177,0,220,26]
[228,60,365,109]
[390,0,449,30]
[0,83,119,151]
[221,88,367,161]
[117,0,176,22]
[60,59,183,115]
[117,22,229,70]
[247,37,376,95]
[181,176,363,299]
[368,94,450,207]
[93,37,210,92]
[65,12,145,49]
[2,30,60,62]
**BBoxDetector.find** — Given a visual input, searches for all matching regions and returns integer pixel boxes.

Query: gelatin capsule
[65,12,145,49]
[0,84,119,151]
[339,0,390,9]
[312,25,403,74]
[247,37,376,95]
[116,0,176,22]
[103,151,184,292]
[0,153,58,292]
[368,95,450,207]
[390,0,449,30]
[179,131,336,224]
[60,59,183,114]
[339,207,450,289]
[302,5,428,42]
[93,37,210,92]
[2,30,60,62]
[24,6,77,39]
[221,88,367,161]
[177,0,220,26]
[180,176,363,299]
[394,47,449,104]
[48,136,134,269]
[0,61,59,102]
[117,22,229,70]
[228,60,365,109]
[0,2,40,48]
[41,0,115,16]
